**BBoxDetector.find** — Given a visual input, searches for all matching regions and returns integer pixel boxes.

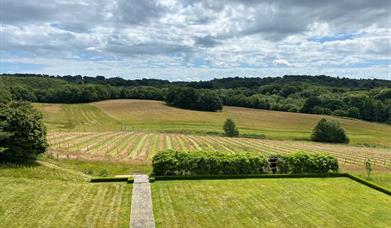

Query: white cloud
[273,59,292,67]
[0,0,390,79]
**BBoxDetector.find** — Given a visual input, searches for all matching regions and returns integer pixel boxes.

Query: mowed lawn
[35,99,391,147]
[0,163,132,228]
[152,178,391,228]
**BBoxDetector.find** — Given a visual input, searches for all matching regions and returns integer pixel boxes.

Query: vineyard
[48,131,391,169]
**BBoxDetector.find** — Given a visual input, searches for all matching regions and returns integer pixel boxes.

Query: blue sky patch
[0,62,45,73]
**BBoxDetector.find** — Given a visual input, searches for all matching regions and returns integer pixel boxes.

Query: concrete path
[130,175,155,228]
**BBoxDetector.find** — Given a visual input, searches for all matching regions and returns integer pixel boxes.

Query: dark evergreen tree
[223,118,239,137]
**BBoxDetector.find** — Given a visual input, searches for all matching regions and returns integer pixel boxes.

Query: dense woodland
[1,73,391,124]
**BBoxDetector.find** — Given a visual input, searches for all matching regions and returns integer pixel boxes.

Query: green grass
[0,177,131,227]
[35,99,391,147]
[347,170,391,190]
[33,103,121,131]
[151,178,391,228]
[0,161,132,227]
[41,157,152,176]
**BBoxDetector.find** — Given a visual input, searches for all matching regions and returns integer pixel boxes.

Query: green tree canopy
[0,101,48,160]
[223,118,239,137]
[311,118,349,143]
[165,87,222,111]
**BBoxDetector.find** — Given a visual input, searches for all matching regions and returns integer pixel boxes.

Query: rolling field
[151,178,391,227]
[35,99,391,147]
[36,99,391,188]
[0,162,132,228]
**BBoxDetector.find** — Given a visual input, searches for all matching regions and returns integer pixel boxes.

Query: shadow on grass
[0,157,41,169]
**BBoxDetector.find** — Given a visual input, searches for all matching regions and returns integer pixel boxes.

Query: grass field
[0,161,132,228]
[151,178,391,228]
[35,99,391,147]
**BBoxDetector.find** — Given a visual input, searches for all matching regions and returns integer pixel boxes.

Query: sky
[0,0,390,81]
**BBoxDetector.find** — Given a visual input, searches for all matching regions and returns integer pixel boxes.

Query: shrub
[152,150,339,176]
[311,118,349,143]
[0,101,47,160]
[98,169,108,177]
[223,118,239,137]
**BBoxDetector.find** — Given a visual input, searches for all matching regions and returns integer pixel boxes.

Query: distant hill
[1,74,391,125]
[2,73,391,88]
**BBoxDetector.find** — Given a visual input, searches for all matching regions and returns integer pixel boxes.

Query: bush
[0,101,47,160]
[311,118,349,143]
[152,150,339,176]
[223,118,239,137]
[98,169,109,177]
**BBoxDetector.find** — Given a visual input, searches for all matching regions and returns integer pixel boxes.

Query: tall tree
[0,101,48,160]
[223,118,239,137]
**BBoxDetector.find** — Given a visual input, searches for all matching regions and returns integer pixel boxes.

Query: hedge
[152,150,339,176]
[344,174,390,196]
[153,173,345,180]
[127,177,134,183]
[90,177,129,182]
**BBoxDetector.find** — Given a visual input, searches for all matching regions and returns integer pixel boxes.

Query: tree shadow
[0,157,41,168]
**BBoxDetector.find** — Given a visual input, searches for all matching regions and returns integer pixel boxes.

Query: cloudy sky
[0,0,390,80]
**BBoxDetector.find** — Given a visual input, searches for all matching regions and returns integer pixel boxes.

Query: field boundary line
[344,173,391,196]
[36,160,90,179]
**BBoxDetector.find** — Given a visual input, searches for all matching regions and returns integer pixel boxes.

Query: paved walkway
[130,175,155,228]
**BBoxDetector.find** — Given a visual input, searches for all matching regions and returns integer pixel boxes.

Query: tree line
[1,74,390,123]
